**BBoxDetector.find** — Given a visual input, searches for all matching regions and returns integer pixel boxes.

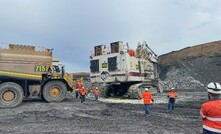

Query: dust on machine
[0,44,74,108]
[90,41,163,98]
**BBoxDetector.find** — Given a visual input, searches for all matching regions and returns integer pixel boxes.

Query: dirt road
[0,90,205,134]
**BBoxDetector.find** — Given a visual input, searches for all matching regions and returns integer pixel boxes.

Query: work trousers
[144,104,150,115]
[168,98,175,110]
[94,94,99,100]
[81,95,85,103]
[75,91,79,99]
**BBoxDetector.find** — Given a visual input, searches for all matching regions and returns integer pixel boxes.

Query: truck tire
[43,81,67,102]
[0,82,24,108]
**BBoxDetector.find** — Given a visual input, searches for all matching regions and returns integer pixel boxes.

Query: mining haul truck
[90,41,163,98]
[0,44,74,108]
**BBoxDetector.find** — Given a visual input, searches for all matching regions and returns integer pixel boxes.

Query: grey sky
[0,0,221,72]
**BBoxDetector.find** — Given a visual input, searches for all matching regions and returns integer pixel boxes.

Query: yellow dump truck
[0,44,74,108]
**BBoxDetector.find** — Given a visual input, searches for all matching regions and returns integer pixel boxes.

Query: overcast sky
[0,0,221,72]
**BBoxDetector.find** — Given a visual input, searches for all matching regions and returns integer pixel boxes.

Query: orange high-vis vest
[140,91,153,104]
[93,89,99,95]
[79,88,82,93]
[200,100,221,133]
[167,91,177,99]
[80,89,87,95]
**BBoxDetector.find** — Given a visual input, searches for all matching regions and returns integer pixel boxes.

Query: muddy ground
[0,89,207,134]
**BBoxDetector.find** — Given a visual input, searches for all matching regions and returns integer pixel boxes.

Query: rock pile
[159,40,221,90]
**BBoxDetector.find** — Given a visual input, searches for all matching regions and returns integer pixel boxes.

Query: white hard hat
[171,87,175,90]
[96,87,98,89]
[206,82,221,94]
[82,87,84,89]
[145,88,149,91]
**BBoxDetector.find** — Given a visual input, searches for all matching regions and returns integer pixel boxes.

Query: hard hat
[206,82,221,94]
[145,88,149,91]
[82,87,84,89]
[171,87,175,90]
[96,87,98,89]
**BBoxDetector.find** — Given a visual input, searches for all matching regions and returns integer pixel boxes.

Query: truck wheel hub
[50,87,61,97]
[2,90,16,102]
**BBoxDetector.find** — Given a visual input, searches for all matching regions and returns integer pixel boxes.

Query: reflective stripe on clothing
[167,91,177,99]
[203,125,221,133]
[140,91,153,104]
[206,116,221,122]
[200,100,221,132]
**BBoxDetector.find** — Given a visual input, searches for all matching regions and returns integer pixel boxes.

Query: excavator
[90,41,163,98]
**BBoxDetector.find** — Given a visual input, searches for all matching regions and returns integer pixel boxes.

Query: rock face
[158,40,221,90]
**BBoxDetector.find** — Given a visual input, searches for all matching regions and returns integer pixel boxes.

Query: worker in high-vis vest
[93,87,100,100]
[80,87,87,103]
[167,87,177,111]
[200,82,221,134]
[140,88,154,116]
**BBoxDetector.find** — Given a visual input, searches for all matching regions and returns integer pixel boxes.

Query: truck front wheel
[43,81,67,102]
[0,82,24,108]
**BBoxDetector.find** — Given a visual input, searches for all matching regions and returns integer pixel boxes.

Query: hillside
[158,40,221,90]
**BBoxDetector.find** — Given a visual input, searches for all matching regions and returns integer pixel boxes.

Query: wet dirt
[0,90,206,134]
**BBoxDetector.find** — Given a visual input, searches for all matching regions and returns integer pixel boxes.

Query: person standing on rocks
[80,87,87,103]
[200,82,221,134]
[167,87,177,112]
[140,88,154,116]
[93,87,100,100]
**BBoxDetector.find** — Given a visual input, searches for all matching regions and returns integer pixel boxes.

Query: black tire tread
[0,82,23,108]
[43,80,67,103]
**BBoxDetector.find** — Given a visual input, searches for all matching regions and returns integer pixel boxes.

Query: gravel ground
[0,89,207,134]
